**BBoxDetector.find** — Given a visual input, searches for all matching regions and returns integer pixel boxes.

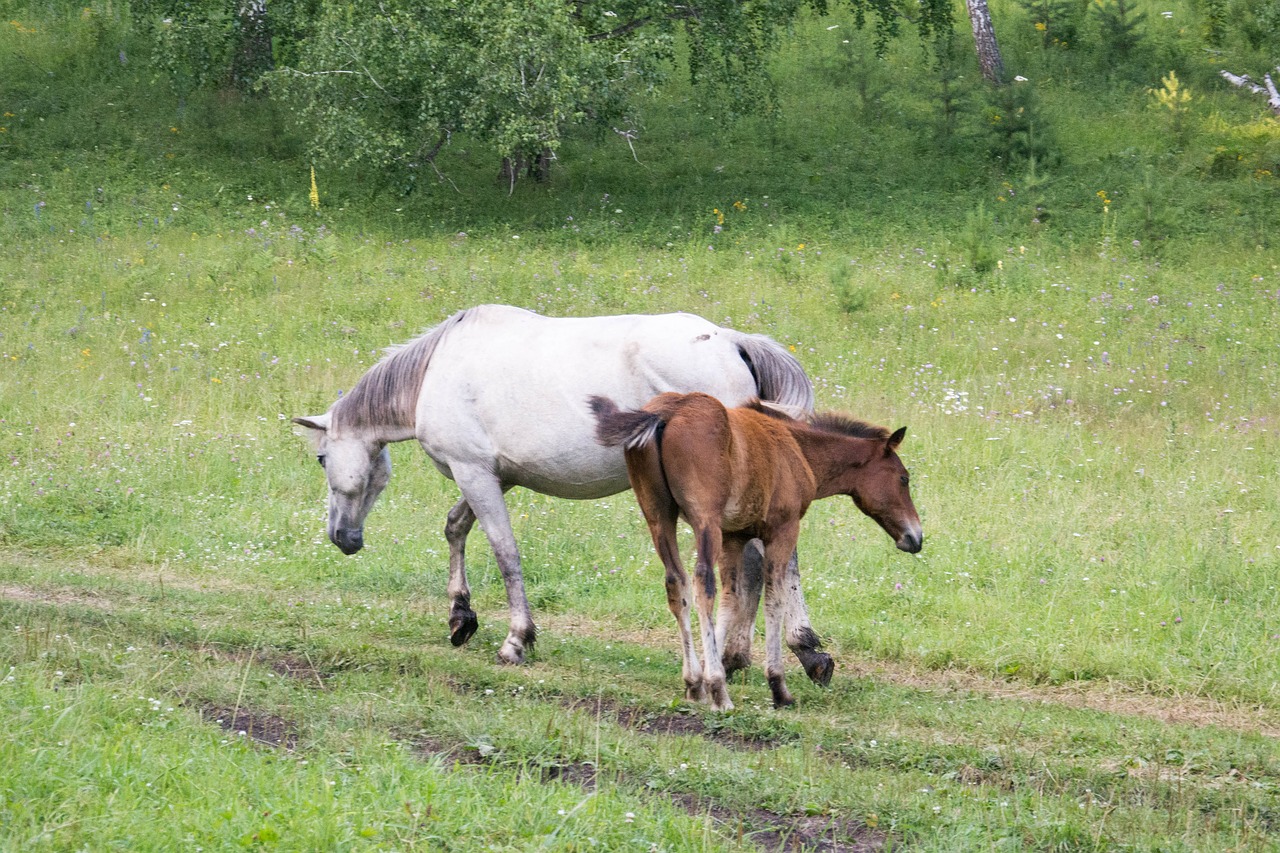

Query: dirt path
[4,573,1278,739]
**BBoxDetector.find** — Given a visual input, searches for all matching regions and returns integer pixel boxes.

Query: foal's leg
[444,498,480,647]
[650,516,706,704]
[719,538,762,679]
[451,467,535,665]
[716,535,757,679]
[761,526,802,708]
[626,448,706,703]
[781,552,834,688]
[689,521,732,711]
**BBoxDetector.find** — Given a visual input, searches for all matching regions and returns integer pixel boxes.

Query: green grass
[3,2,1280,850]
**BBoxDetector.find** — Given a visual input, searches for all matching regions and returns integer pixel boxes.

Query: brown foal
[592,392,922,710]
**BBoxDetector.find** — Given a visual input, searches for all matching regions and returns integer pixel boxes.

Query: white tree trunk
[1220,68,1280,115]
[967,0,1005,84]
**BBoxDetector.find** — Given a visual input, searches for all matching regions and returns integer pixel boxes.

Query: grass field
[3,2,1280,850]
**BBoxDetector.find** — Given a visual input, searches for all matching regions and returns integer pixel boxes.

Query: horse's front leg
[762,527,802,708]
[444,498,480,647]
[781,550,834,688]
[453,469,535,665]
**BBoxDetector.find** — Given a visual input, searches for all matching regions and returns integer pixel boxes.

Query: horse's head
[848,427,923,554]
[292,412,392,555]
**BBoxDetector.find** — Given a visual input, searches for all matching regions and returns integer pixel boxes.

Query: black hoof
[449,609,479,647]
[806,653,835,688]
[794,645,834,688]
[767,674,795,708]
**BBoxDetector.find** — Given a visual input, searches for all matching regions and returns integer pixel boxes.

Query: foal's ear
[292,414,330,434]
[887,426,907,450]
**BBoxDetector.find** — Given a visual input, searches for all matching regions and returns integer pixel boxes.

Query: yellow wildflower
[310,166,320,210]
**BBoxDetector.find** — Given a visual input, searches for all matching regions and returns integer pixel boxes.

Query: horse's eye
[900,474,909,487]
[317,455,327,469]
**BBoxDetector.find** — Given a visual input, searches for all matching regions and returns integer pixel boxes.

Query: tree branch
[586,16,655,42]
[1220,68,1280,115]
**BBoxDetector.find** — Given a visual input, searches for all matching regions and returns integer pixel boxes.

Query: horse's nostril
[333,529,364,555]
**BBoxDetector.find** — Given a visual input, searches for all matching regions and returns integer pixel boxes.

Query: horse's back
[414,310,761,497]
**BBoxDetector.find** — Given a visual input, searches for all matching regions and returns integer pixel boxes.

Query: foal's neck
[789,428,877,500]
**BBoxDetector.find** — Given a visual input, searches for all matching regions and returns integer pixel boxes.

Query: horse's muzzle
[897,530,923,553]
[333,528,364,555]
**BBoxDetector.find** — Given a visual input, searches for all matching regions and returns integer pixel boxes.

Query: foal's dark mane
[743,399,889,440]
[808,413,891,441]
[744,399,889,440]
[331,309,472,432]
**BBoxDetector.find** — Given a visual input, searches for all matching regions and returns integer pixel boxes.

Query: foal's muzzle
[897,529,924,554]
[333,528,364,555]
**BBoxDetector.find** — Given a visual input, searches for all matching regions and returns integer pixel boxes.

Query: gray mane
[330,309,471,433]
[809,413,890,441]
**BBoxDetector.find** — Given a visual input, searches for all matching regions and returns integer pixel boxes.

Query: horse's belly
[489,441,629,498]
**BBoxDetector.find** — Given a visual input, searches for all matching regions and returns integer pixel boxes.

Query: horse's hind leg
[444,498,480,647]
[626,446,706,705]
[453,468,535,665]
[689,520,732,711]
[716,535,757,680]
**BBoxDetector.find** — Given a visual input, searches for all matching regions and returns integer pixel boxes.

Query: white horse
[294,304,816,668]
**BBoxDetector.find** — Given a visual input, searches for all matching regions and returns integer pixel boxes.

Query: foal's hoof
[708,682,734,712]
[767,674,796,708]
[722,650,752,680]
[497,641,527,665]
[804,653,835,688]
[448,608,479,647]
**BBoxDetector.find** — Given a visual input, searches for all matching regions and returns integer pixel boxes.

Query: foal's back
[647,393,817,533]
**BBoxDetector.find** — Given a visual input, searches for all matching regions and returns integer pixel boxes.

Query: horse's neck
[373,424,418,444]
[790,429,874,500]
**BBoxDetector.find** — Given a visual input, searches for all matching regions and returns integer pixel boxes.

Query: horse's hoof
[449,609,479,647]
[684,682,707,704]
[768,674,795,708]
[497,643,525,665]
[709,683,734,711]
[805,653,835,688]
[722,650,752,679]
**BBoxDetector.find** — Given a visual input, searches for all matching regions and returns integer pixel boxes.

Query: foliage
[6,6,1280,849]
[981,80,1059,169]
[1017,0,1088,48]
[1149,69,1194,143]
[1091,0,1146,66]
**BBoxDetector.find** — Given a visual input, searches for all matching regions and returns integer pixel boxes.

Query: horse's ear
[292,414,330,434]
[887,426,907,450]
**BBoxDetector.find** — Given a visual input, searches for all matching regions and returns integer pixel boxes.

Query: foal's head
[813,416,923,554]
[292,411,392,556]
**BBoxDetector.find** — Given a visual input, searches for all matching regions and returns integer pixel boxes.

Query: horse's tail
[589,396,664,452]
[728,332,815,417]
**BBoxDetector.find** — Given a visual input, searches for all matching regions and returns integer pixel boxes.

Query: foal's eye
[317,455,327,469]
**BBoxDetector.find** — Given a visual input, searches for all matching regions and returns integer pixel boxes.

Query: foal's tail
[728,332,815,418]
[589,396,664,451]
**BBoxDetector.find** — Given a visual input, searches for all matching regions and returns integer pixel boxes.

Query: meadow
[2,1,1280,850]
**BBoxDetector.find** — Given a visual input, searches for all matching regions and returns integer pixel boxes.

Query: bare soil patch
[195,701,298,750]
[560,695,784,750]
